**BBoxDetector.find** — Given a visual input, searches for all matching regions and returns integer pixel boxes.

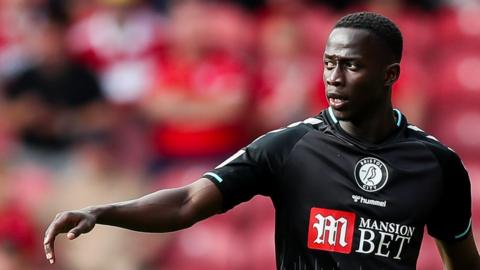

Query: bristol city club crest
[354,157,389,192]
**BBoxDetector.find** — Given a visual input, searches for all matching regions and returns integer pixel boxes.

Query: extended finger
[43,214,68,264]
[43,232,56,264]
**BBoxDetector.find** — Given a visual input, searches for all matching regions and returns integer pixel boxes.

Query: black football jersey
[203,108,472,270]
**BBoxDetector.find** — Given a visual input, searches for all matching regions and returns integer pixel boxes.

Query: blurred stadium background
[0,0,478,269]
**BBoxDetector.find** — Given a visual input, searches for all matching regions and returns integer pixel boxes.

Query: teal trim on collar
[328,107,402,127]
[328,106,339,124]
[393,109,402,127]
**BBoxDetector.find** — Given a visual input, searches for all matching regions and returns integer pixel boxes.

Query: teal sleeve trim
[455,218,472,239]
[204,172,223,183]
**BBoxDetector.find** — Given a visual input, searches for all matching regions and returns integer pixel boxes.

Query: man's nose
[326,66,344,87]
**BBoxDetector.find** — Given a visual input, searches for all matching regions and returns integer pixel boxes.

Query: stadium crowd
[0,0,479,269]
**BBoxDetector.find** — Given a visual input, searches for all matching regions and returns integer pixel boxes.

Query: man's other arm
[435,231,480,270]
[43,178,222,264]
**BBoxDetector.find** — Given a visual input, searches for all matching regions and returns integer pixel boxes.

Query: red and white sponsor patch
[307,208,356,254]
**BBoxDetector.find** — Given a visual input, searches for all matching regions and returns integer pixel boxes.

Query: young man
[44,12,480,269]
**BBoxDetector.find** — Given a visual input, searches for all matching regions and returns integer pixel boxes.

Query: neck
[338,106,398,144]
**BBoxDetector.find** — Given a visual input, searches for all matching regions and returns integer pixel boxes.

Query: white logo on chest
[354,157,389,192]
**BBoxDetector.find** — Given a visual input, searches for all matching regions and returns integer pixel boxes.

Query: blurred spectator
[1,14,112,168]
[254,4,325,131]
[141,4,257,266]
[67,0,165,104]
[142,1,252,166]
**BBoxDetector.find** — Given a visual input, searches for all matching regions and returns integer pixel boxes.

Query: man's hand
[43,210,97,264]
[42,178,223,265]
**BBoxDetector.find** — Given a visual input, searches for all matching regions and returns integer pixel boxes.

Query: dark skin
[44,27,480,269]
[324,27,400,144]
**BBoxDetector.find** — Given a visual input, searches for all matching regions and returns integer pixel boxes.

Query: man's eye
[324,61,335,69]
[345,62,358,69]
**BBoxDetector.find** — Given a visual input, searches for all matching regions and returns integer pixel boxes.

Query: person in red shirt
[141,1,251,162]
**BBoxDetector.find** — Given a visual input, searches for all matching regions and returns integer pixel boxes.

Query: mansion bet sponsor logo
[307,208,356,254]
[354,157,389,192]
[307,208,415,260]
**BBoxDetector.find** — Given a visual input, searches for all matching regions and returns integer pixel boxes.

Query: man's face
[323,27,391,122]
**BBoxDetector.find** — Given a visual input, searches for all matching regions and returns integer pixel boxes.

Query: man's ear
[385,63,400,87]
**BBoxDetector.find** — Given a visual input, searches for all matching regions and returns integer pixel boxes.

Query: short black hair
[334,12,403,62]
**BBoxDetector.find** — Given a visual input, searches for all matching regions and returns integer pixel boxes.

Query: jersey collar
[323,106,407,148]
[327,106,403,128]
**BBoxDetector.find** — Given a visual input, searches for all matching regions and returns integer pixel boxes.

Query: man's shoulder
[251,116,326,147]
[404,123,460,162]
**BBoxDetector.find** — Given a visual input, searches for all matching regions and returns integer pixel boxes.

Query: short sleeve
[427,148,472,242]
[203,125,310,212]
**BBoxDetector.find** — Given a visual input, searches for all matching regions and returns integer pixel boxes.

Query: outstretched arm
[43,178,222,264]
[435,231,480,270]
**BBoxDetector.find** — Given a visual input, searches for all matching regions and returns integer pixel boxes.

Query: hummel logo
[351,195,387,208]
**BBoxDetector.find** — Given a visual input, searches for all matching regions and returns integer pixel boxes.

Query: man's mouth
[327,94,349,109]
